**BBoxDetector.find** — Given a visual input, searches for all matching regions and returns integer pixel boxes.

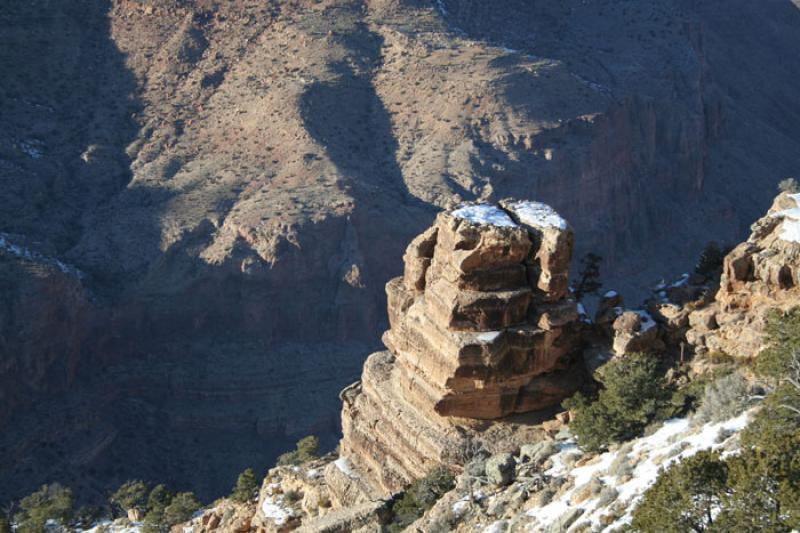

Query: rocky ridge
[684,191,800,359]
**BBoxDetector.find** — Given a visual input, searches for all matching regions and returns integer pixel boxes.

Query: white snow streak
[527,411,752,532]
[0,233,83,278]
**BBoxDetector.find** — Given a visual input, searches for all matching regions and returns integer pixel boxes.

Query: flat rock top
[504,200,569,231]
[451,204,518,228]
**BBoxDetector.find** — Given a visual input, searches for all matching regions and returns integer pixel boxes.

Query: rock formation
[687,192,800,358]
[5,0,800,503]
[327,200,582,502]
[611,310,661,357]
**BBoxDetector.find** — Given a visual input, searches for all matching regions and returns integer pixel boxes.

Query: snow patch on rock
[483,519,508,533]
[334,456,358,478]
[772,194,800,243]
[19,139,44,159]
[505,200,568,230]
[476,331,502,343]
[452,204,517,228]
[78,520,140,533]
[261,483,296,526]
[636,310,657,332]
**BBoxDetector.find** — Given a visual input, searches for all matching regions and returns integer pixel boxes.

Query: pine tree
[13,484,73,533]
[141,484,174,533]
[110,480,149,517]
[277,435,321,466]
[695,241,726,279]
[231,468,259,503]
[632,451,727,532]
[162,492,201,527]
[563,352,670,452]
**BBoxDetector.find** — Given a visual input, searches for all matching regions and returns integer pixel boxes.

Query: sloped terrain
[1,0,800,502]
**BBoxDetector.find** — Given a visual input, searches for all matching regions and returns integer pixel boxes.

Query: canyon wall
[1,0,800,502]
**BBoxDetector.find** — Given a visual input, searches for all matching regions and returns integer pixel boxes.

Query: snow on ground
[603,290,617,298]
[261,483,295,526]
[334,456,358,478]
[772,194,800,243]
[570,73,613,96]
[577,303,592,323]
[505,201,568,230]
[0,233,83,278]
[452,205,517,228]
[527,410,753,532]
[452,496,472,516]
[77,520,140,533]
[477,331,502,343]
[484,519,509,533]
[453,490,486,516]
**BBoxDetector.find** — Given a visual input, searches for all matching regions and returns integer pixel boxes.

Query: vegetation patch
[12,484,73,533]
[386,467,455,532]
[632,308,800,532]
[231,468,259,503]
[564,352,672,452]
[276,435,320,466]
[691,372,753,425]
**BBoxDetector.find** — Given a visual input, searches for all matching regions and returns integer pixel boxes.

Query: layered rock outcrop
[687,192,800,358]
[328,201,582,501]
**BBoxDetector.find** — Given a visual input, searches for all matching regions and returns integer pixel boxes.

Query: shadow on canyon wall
[1,0,800,506]
[0,0,361,504]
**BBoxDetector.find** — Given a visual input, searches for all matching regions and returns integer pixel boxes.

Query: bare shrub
[692,373,751,425]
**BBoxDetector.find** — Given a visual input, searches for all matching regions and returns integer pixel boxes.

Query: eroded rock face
[687,192,800,358]
[387,202,579,418]
[331,201,582,500]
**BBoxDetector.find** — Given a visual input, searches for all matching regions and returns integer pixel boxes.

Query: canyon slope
[2,0,800,502]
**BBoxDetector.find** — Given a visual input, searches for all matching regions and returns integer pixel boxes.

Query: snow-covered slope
[412,408,755,533]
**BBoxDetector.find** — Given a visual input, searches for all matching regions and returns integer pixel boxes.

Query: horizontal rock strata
[329,200,582,501]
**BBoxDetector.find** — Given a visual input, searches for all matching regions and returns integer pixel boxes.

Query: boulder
[519,441,558,466]
[485,453,516,486]
[688,307,718,333]
[501,199,574,301]
[612,311,661,355]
